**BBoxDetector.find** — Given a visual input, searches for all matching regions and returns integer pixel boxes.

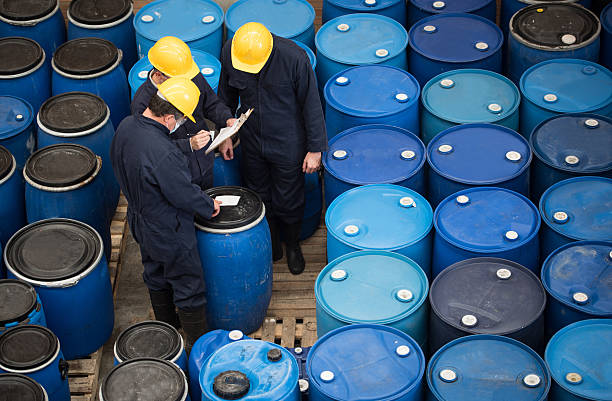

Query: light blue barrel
[315,14,409,95]
[324,65,420,139]
[322,0,407,27]
[408,0,496,26]
[0,280,46,334]
[225,0,315,50]
[4,218,114,360]
[545,319,612,401]
[195,187,272,334]
[323,125,426,206]
[0,148,26,273]
[530,113,612,202]
[427,123,531,208]
[602,3,612,69]
[519,59,612,138]
[501,0,591,37]
[428,335,550,401]
[295,40,316,69]
[433,187,541,278]
[0,96,36,169]
[539,176,612,260]
[301,172,323,240]
[213,142,242,187]
[408,13,503,87]
[67,0,138,71]
[307,324,425,401]
[200,340,299,401]
[325,184,433,277]
[134,0,224,59]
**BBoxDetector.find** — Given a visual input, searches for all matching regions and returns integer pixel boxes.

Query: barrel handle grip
[59,359,69,380]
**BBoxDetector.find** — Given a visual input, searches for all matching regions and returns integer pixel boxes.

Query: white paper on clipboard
[205,108,253,154]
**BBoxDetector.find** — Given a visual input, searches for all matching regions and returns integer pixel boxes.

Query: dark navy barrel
[307,324,425,401]
[408,13,503,87]
[323,125,426,206]
[0,147,26,267]
[501,0,591,37]
[0,38,50,115]
[322,0,407,27]
[4,219,114,360]
[195,187,272,334]
[433,187,541,277]
[0,280,46,335]
[539,176,612,259]
[0,326,69,401]
[530,113,612,202]
[519,59,612,137]
[324,65,420,138]
[602,3,612,69]
[0,96,36,168]
[408,0,496,26]
[427,335,550,401]
[427,123,531,207]
[301,172,322,240]
[0,373,48,401]
[68,0,138,71]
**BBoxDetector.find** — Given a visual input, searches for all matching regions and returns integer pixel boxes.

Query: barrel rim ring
[327,0,398,12]
[23,155,102,192]
[0,0,59,26]
[113,320,185,364]
[195,204,266,234]
[0,335,60,374]
[0,153,16,186]
[602,2,612,34]
[37,105,111,138]
[52,48,123,80]
[409,0,493,14]
[0,46,46,79]
[67,2,134,30]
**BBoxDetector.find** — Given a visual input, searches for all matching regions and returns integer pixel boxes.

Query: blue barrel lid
[435,187,540,253]
[294,40,316,70]
[0,96,33,142]
[324,125,425,185]
[325,65,420,118]
[307,324,425,400]
[316,251,428,324]
[134,0,223,42]
[326,184,433,251]
[410,0,493,13]
[520,59,612,114]
[316,14,408,65]
[200,340,299,400]
[422,69,520,124]
[225,0,315,39]
[428,335,550,401]
[603,3,612,34]
[326,0,403,11]
[428,124,531,185]
[545,319,612,401]
[409,13,503,63]
[540,176,612,241]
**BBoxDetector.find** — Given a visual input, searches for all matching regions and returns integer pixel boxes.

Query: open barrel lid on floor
[53,38,119,76]
[0,0,56,21]
[115,321,182,363]
[0,325,58,371]
[69,0,132,25]
[38,92,108,133]
[0,37,43,76]
[196,186,264,231]
[25,144,98,188]
[0,374,47,401]
[0,280,37,326]
[0,145,13,181]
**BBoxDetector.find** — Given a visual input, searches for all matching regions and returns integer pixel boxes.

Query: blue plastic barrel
[408,0,496,26]
[427,335,550,401]
[530,113,612,202]
[0,147,26,266]
[501,0,591,37]
[322,0,407,27]
[134,0,224,59]
[301,172,323,240]
[519,59,612,137]
[324,66,420,138]
[326,184,433,276]
[200,340,299,401]
[427,123,531,207]
[307,324,425,401]
[195,187,272,334]
[213,142,242,187]
[323,125,426,206]
[602,3,612,69]
[0,325,69,401]
[0,280,46,335]
[0,373,49,401]
[545,319,611,401]
[539,176,612,260]
[4,219,114,360]
[0,96,36,169]
[408,13,503,87]
[433,187,541,277]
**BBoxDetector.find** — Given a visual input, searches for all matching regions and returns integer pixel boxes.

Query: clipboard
[205,108,253,154]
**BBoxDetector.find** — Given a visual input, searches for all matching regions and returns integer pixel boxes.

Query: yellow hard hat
[157,77,200,123]
[148,36,200,79]
[231,22,273,74]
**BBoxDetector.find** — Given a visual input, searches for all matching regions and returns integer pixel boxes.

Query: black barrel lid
[115,321,182,363]
[0,326,58,370]
[0,145,14,181]
[513,4,599,47]
[101,358,186,401]
[213,371,250,400]
[0,280,37,326]
[25,144,98,188]
[53,38,118,76]
[39,92,108,133]
[196,186,264,230]
[0,37,43,75]
[69,0,131,25]
[0,374,46,401]
[5,219,101,282]
[0,0,57,21]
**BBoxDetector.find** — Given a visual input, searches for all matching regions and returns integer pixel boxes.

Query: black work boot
[177,307,208,354]
[267,215,283,262]
[148,289,180,330]
[284,222,305,275]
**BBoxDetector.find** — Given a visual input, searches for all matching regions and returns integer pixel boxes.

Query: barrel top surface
[0,325,58,371]
[225,0,315,38]
[427,123,530,185]
[603,3,612,33]
[408,13,503,63]
[430,258,546,335]
[0,374,46,401]
[0,37,43,76]
[0,0,56,21]
[324,125,425,185]
[315,14,408,65]
[116,321,182,362]
[53,38,119,76]
[0,280,37,326]
[39,92,108,133]
[69,0,132,25]
[134,0,223,42]
[0,96,34,141]
[0,145,13,181]
[295,40,316,69]
[326,184,433,250]
[26,144,98,188]
[195,186,264,231]
[421,69,520,123]
[520,59,612,113]
[327,0,403,11]
[435,187,540,252]
[428,335,550,401]
[410,0,493,13]
[539,176,612,241]
[531,113,612,173]
[307,325,425,400]
[324,65,420,117]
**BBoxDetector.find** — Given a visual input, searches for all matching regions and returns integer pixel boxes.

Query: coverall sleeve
[130,84,149,116]
[200,80,234,127]
[216,46,241,114]
[295,55,328,153]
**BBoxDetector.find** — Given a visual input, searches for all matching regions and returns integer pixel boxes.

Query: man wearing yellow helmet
[217,22,327,275]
